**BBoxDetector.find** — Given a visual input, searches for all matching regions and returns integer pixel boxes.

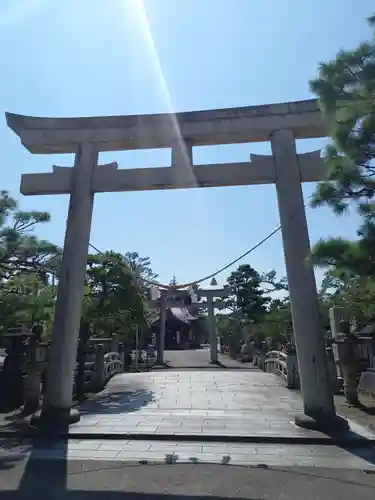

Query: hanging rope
[21,192,324,304]
[88,192,320,290]
[34,192,316,292]
[89,222,282,290]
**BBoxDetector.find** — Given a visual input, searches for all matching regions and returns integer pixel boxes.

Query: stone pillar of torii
[5,99,349,432]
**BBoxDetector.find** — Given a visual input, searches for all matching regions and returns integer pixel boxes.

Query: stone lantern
[24,333,49,414]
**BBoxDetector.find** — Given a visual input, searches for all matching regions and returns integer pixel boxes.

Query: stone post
[329,306,345,380]
[285,351,298,389]
[207,297,217,364]
[2,338,26,410]
[258,341,267,371]
[24,341,48,414]
[23,363,44,415]
[118,342,125,370]
[95,344,106,392]
[32,142,99,428]
[330,309,360,405]
[326,345,340,394]
[75,334,88,403]
[338,328,360,406]
[271,130,347,431]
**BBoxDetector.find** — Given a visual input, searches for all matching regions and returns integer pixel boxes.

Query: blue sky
[0,0,373,288]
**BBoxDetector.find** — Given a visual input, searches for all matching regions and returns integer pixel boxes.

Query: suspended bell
[210,277,218,286]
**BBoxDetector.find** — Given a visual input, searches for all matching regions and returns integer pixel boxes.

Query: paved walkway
[1,370,375,473]
[162,348,254,370]
[68,370,375,442]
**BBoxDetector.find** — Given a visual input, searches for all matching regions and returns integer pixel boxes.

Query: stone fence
[260,344,375,399]
[0,333,156,413]
[262,350,300,389]
[74,345,125,394]
[260,348,338,392]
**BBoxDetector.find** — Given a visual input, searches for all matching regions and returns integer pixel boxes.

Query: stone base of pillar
[30,406,80,431]
[23,397,40,416]
[294,413,349,433]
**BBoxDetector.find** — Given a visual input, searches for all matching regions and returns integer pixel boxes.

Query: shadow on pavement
[1,444,255,500]
[246,464,375,491]
[2,453,375,500]
[0,437,32,472]
[0,430,375,500]
[0,420,30,435]
[341,439,375,467]
[317,426,375,467]
[78,389,155,416]
[214,360,252,370]
[151,362,172,370]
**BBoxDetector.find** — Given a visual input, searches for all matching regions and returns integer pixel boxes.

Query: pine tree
[309,13,375,281]
[309,14,375,215]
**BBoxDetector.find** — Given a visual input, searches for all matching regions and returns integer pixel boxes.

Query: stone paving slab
[2,438,375,470]
[70,371,375,442]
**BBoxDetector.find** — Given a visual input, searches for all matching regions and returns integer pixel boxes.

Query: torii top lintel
[5,99,327,155]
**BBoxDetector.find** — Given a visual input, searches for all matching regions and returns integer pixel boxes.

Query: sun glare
[123,0,199,188]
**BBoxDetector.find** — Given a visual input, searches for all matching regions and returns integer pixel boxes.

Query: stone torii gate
[150,286,226,365]
[150,288,193,365]
[6,99,347,431]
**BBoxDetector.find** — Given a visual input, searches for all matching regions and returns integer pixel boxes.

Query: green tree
[311,234,375,279]
[216,268,290,355]
[259,298,293,343]
[0,273,55,336]
[309,14,375,215]
[216,313,244,354]
[84,251,147,339]
[319,271,375,325]
[0,191,160,352]
[123,251,158,284]
[0,191,60,340]
[309,13,375,297]
[0,191,60,280]
[225,264,270,323]
[75,250,155,400]
[260,270,288,293]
